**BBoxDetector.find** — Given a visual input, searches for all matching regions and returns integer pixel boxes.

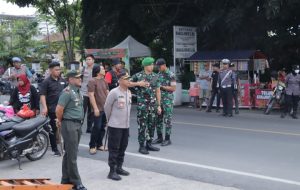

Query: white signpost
[173,26,197,71]
[173,26,197,105]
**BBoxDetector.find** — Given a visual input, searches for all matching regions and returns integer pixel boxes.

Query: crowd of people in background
[0,55,299,190]
[0,55,176,190]
[191,59,299,119]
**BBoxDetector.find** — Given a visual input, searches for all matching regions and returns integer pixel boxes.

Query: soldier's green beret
[142,57,155,66]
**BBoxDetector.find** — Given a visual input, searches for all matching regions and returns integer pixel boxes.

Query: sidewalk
[0,151,239,190]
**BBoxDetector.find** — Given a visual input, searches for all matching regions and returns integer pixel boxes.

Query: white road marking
[173,121,300,137]
[129,117,300,137]
[79,143,300,186]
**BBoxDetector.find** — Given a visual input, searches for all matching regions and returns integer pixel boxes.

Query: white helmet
[221,59,230,64]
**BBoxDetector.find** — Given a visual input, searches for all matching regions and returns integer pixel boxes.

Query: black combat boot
[152,134,163,144]
[107,166,121,181]
[139,144,149,154]
[291,113,298,119]
[117,165,130,176]
[146,141,160,151]
[161,135,172,146]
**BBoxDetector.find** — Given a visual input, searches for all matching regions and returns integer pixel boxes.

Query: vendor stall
[84,48,129,69]
[185,50,270,109]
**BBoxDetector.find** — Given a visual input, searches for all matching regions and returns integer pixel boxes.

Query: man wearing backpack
[105,58,122,90]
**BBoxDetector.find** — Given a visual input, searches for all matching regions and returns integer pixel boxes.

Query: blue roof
[188,50,259,61]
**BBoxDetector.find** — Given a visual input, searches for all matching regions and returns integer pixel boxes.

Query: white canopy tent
[112,35,151,58]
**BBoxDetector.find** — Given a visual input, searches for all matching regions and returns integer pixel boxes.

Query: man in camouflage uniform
[131,57,162,154]
[152,58,176,146]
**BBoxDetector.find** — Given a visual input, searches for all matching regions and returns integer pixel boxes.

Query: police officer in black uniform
[219,59,234,117]
[207,63,220,112]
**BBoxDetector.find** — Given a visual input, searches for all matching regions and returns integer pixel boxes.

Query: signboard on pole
[173,26,197,59]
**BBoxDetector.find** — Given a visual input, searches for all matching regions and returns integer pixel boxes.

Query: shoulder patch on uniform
[63,86,71,93]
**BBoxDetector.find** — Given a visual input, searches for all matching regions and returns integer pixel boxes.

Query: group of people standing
[34,55,176,189]
[196,59,239,117]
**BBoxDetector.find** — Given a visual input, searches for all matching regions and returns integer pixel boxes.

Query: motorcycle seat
[0,122,16,132]
[9,116,25,123]
[13,116,48,137]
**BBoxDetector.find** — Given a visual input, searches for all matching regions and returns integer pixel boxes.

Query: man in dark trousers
[105,58,122,90]
[207,63,221,113]
[281,65,300,119]
[88,65,109,154]
[104,69,131,181]
[56,70,86,190]
[229,62,240,114]
[81,54,95,133]
[219,59,234,117]
[40,62,67,156]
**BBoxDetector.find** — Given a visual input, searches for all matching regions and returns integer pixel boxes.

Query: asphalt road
[77,106,300,190]
[0,92,299,190]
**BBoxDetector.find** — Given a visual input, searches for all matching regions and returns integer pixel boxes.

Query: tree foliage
[8,0,82,63]
[0,19,39,61]
[81,0,300,69]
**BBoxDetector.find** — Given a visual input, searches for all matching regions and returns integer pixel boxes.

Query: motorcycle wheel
[264,98,274,115]
[26,130,49,161]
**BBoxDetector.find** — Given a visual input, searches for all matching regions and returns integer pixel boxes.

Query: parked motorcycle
[0,79,12,95]
[0,111,50,169]
[264,81,285,115]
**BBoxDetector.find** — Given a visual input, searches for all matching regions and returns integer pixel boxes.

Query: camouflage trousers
[137,107,157,145]
[156,103,174,136]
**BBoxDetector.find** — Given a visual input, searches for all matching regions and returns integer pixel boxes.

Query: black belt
[62,118,83,124]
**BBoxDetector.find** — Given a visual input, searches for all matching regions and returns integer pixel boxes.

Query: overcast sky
[0,0,36,16]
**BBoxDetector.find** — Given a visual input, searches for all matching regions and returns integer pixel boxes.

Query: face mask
[295,70,299,74]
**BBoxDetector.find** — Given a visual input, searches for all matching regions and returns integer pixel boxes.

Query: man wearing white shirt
[197,63,212,110]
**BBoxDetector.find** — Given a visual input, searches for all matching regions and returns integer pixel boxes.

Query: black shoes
[116,166,130,176]
[206,109,212,113]
[281,113,298,119]
[139,145,149,154]
[86,129,91,133]
[161,140,172,146]
[146,142,160,151]
[53,150,61,157]
[291,114,298,119]
[72,184,87,190]
[108,166,121,181]
[152,138,163,144]
[221,113,233,117]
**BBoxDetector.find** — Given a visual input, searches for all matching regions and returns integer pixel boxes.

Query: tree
[8,0,82,63]
[81,0,300,70]
[0,18,39,62]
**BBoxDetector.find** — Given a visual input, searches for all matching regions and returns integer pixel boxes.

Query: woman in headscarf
[9,74,40,115]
